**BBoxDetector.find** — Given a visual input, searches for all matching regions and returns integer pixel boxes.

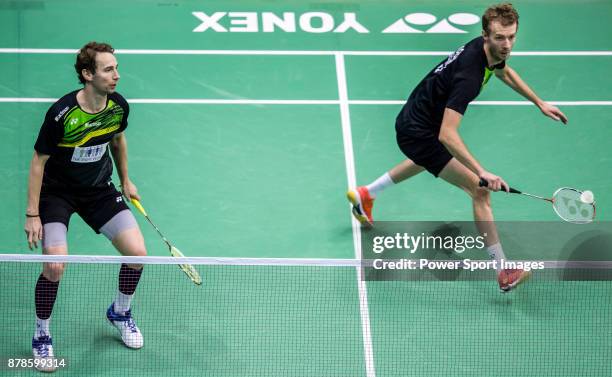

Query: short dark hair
[482,3,519,35]
[74,41,114,85]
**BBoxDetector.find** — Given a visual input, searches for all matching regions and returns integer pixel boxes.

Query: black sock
[35,274,60,320]
[118,264,143,295]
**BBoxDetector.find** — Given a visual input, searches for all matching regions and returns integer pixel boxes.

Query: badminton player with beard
[347,3,568,291]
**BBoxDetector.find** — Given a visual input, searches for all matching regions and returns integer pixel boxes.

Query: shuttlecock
[580,190,595,204]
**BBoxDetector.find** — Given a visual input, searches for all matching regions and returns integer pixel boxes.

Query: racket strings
[170,246,203,285]
[552,188,595,224]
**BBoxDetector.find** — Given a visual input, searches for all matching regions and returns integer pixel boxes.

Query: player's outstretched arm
[495,66,568,124]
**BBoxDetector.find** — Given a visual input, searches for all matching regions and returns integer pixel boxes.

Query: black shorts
[396,132,453,177]
[40,183,129,233]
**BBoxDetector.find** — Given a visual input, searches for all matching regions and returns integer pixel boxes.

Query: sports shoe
[32,335,57,372]
[347,186,375,227]
[106,304,143,349]
[498,269,532,292]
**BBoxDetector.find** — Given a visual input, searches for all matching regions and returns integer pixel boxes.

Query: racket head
[551,187,596,224]
[170,245,203,285]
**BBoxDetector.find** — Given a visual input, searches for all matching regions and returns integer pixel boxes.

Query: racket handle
[478,178,521,194]
[130,198,148,216]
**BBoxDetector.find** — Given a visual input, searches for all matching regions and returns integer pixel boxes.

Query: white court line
[473,101,612,106]
[1,48,612,56]
[118,99,339,105]
[0,98,58,103]
[1,98,611,106]
[335,53,376,377]
[349,100,612,106]
[0,98,341,104]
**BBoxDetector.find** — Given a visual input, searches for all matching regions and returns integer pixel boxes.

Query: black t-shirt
[34,90,129,189]
[396,36,505,138]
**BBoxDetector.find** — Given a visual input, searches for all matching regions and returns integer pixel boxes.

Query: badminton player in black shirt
[24,42,147,372]
[348,3,567,292]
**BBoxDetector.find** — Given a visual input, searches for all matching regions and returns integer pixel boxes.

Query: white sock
[366,172,394,198]
[486,242,506,273]
[114,291,133,315]
[35,317,50,338]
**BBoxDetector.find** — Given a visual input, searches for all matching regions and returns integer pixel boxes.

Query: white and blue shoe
[32,335,57,372]
[106,304,143,349]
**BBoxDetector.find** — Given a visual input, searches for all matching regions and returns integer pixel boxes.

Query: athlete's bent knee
[129,244,147,258]
[471,187,491,205]
[43,262,65,282]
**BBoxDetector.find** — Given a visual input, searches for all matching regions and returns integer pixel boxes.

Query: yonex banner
[191,11,481,34]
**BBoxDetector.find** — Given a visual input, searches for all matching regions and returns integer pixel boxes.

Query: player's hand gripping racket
[130,198,202,285]
[479,178,596,224]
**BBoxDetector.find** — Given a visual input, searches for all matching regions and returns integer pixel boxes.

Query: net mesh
[0,254,610,377]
